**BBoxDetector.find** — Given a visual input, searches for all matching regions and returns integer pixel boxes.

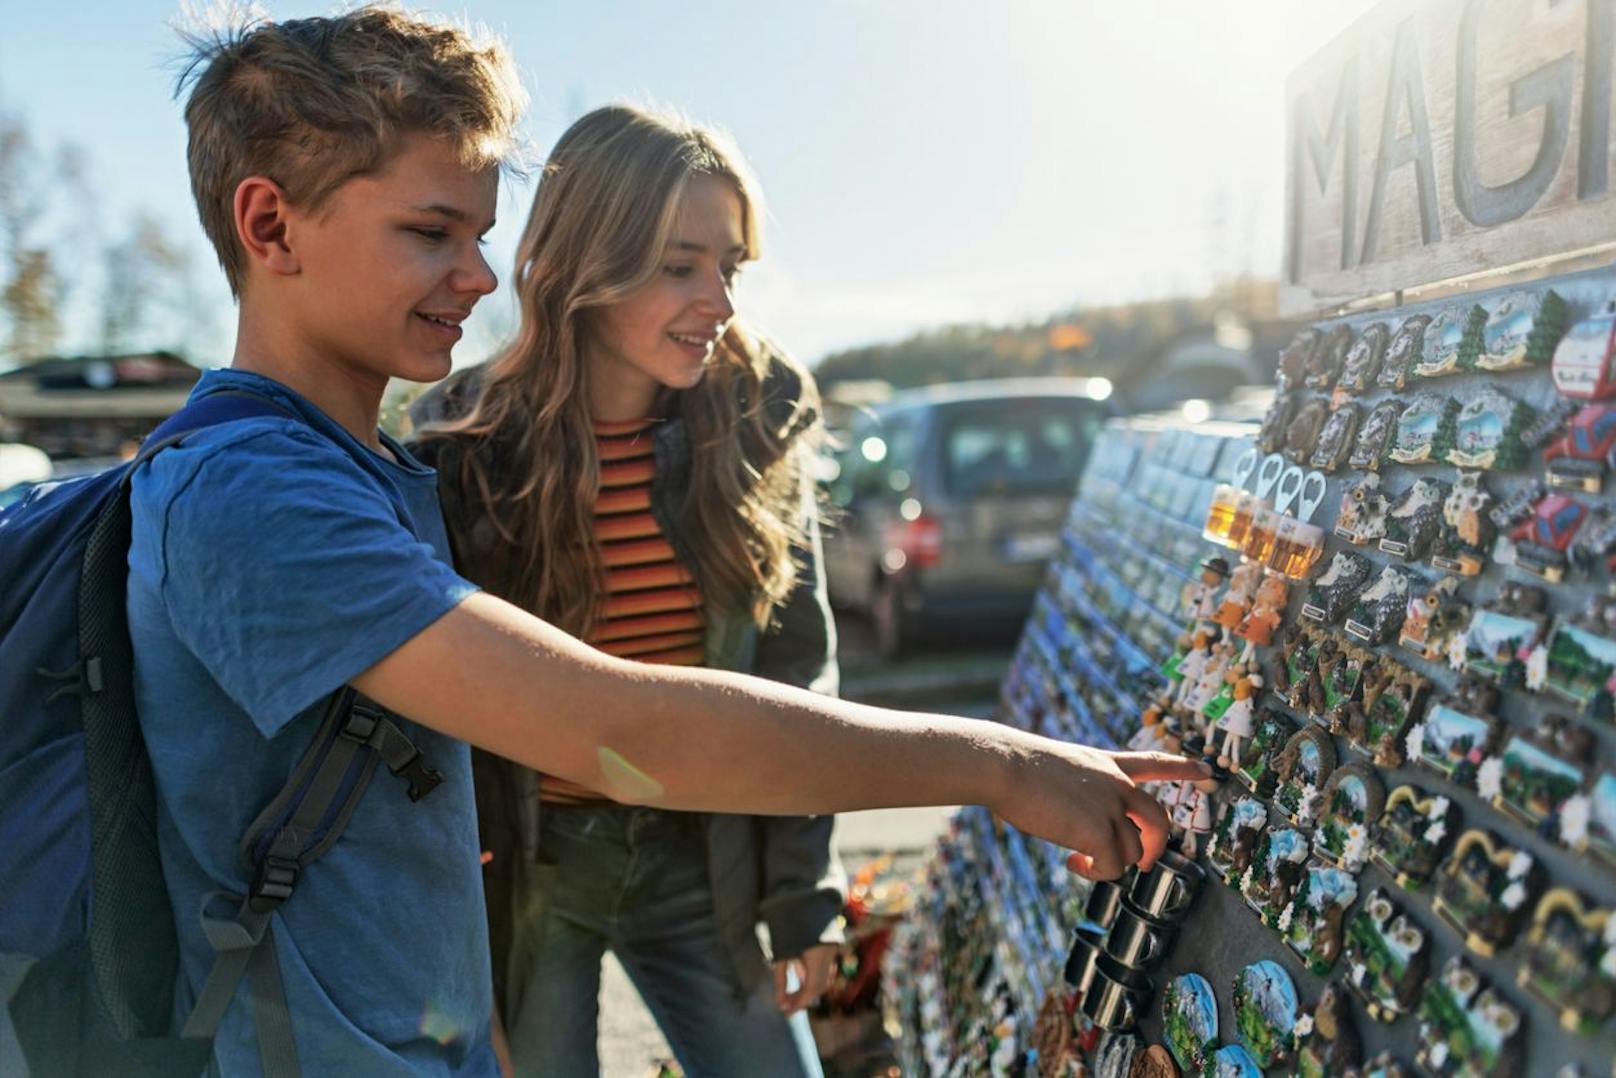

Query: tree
[0,110,66,362]
[101,211,193,354]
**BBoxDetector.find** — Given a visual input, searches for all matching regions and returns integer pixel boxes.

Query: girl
[413,104,840,1076]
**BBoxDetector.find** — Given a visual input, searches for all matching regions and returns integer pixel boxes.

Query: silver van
[824,377,1111,657]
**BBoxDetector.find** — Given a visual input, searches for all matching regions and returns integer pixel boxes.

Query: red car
[1543,404,1616,491]
[1553,302,1616,399]
[1511,494,1588,581]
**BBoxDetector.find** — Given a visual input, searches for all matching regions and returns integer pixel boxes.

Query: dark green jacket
[409,364,846,1010]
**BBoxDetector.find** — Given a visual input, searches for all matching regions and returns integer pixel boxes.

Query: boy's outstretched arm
[352,592,1205,879]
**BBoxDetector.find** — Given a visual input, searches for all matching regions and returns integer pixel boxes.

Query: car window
[833,413,917,504]
[940,402,1099,496]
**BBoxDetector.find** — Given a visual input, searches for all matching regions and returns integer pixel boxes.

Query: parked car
[823,377,1112,657]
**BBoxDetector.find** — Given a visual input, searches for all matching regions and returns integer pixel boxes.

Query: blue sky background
[1,1,1378,367]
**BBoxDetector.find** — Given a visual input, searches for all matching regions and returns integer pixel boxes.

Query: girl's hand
[772,943,839,1015]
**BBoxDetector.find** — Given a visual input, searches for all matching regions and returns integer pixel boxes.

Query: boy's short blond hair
[177,4,525,296]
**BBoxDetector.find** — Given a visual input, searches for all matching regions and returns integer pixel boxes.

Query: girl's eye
[411,227,448,243]
[663,264,694,278]
[722,264,742,284]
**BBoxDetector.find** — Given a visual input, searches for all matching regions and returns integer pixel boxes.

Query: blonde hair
[418,104,820,636]
[175,3,526,295]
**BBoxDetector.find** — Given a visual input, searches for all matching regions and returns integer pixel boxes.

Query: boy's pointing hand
[990,743,1209,881]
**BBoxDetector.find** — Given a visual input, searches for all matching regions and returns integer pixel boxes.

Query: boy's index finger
[1113,751,1211,784]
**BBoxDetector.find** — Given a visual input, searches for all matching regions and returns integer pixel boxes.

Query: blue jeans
[505,803,823,1078]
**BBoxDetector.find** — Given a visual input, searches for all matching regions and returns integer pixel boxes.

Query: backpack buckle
[249,855,299,912]
[394,752,443,803]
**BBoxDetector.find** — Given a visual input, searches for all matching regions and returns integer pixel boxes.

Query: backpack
[1,390,442,1077]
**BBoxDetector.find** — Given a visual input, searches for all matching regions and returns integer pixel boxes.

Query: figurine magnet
[1211,560,1263,630]
[1432,829,1542,956]
[1489,713,1593,835]
[1304,324,1352,390]
[1377,477,1449,560]
[1272,727,1336,829]
[1293,982,1362,1078]
[1531,594,1616,720]
[1240,827,1311,927]
[1560,771,1616,869]
[1460,582,1548,687]
[1475,288,1567,371]
[1343,565,1412,645]
[1257,392,1297,455]
[1308,402,1359,472]
[1230,960,1298,1069]
[1348,400,1401,471]
[1406,677,1502,790]
[1509,493,1589,582]
[1444,384,1536,471]
[1411,303,1483,379]
[1179,556,1229,624]
[1397,576,1468,662]
[1300,551,1373,624]
[1161,973,1219,1077]
[1234,707,1295,797]
[1552,299,1616,399]
[1342,662,1429,767]
[1335,322,1387,400]
[1544,403,1616,492]
[1342,888,1431,1023]
[1379,314,1430,391]
[1372,785,1460,890]
[1235,572,1289,646]
[1429,471,1496,575]
[1284,398,1330,465]
[1208,796,1268,887]
[1385,393,1459,465]
[1312,763,1386,871]
[1414,957,1524,1078]
[1333,474,1388,546]
[1518,888,1615,1035]
[1279,328,1322,386]
[1282,864,1360,975]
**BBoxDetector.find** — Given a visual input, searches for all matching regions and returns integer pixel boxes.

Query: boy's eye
[410,227,448,243]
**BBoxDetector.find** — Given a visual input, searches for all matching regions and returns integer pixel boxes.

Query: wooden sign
[1283,0,1616,315]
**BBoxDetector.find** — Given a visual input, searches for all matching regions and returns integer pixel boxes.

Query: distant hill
[812,279,1296,405]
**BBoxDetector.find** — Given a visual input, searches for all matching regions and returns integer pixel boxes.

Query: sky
[0,0,1382,368]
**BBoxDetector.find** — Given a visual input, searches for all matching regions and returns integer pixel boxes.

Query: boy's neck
[231,306,392,456]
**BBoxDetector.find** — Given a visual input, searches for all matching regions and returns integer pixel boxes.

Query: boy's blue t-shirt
[127,369,494,1076]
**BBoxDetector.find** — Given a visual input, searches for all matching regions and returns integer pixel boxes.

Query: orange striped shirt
[543,418,706,805]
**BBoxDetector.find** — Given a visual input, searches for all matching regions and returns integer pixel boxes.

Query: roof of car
[877,377,1109,411]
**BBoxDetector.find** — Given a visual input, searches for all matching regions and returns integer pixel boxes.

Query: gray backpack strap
[179,690,441,1074]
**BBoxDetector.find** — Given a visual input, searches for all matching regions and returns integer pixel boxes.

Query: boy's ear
[233,176,300,279]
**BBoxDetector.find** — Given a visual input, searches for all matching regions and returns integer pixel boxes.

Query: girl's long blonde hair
[418,104,820,636]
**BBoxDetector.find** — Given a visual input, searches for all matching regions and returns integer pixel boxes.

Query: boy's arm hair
[350,592,1207,880]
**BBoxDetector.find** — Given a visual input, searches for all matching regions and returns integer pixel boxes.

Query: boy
[138,7,1205,1074]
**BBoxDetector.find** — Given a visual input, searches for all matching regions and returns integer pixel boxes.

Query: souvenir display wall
[884,267,1616,1077]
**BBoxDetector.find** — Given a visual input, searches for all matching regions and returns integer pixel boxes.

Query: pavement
[592,611,1009,1076]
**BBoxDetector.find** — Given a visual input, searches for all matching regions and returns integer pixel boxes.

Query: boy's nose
[454,247,499,297]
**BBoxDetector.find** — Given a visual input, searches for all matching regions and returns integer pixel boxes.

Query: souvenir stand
[882,2,1616,1073]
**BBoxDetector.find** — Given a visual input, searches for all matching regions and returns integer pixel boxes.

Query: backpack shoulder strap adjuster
[249,855,299,913]
[344,700,443,801]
